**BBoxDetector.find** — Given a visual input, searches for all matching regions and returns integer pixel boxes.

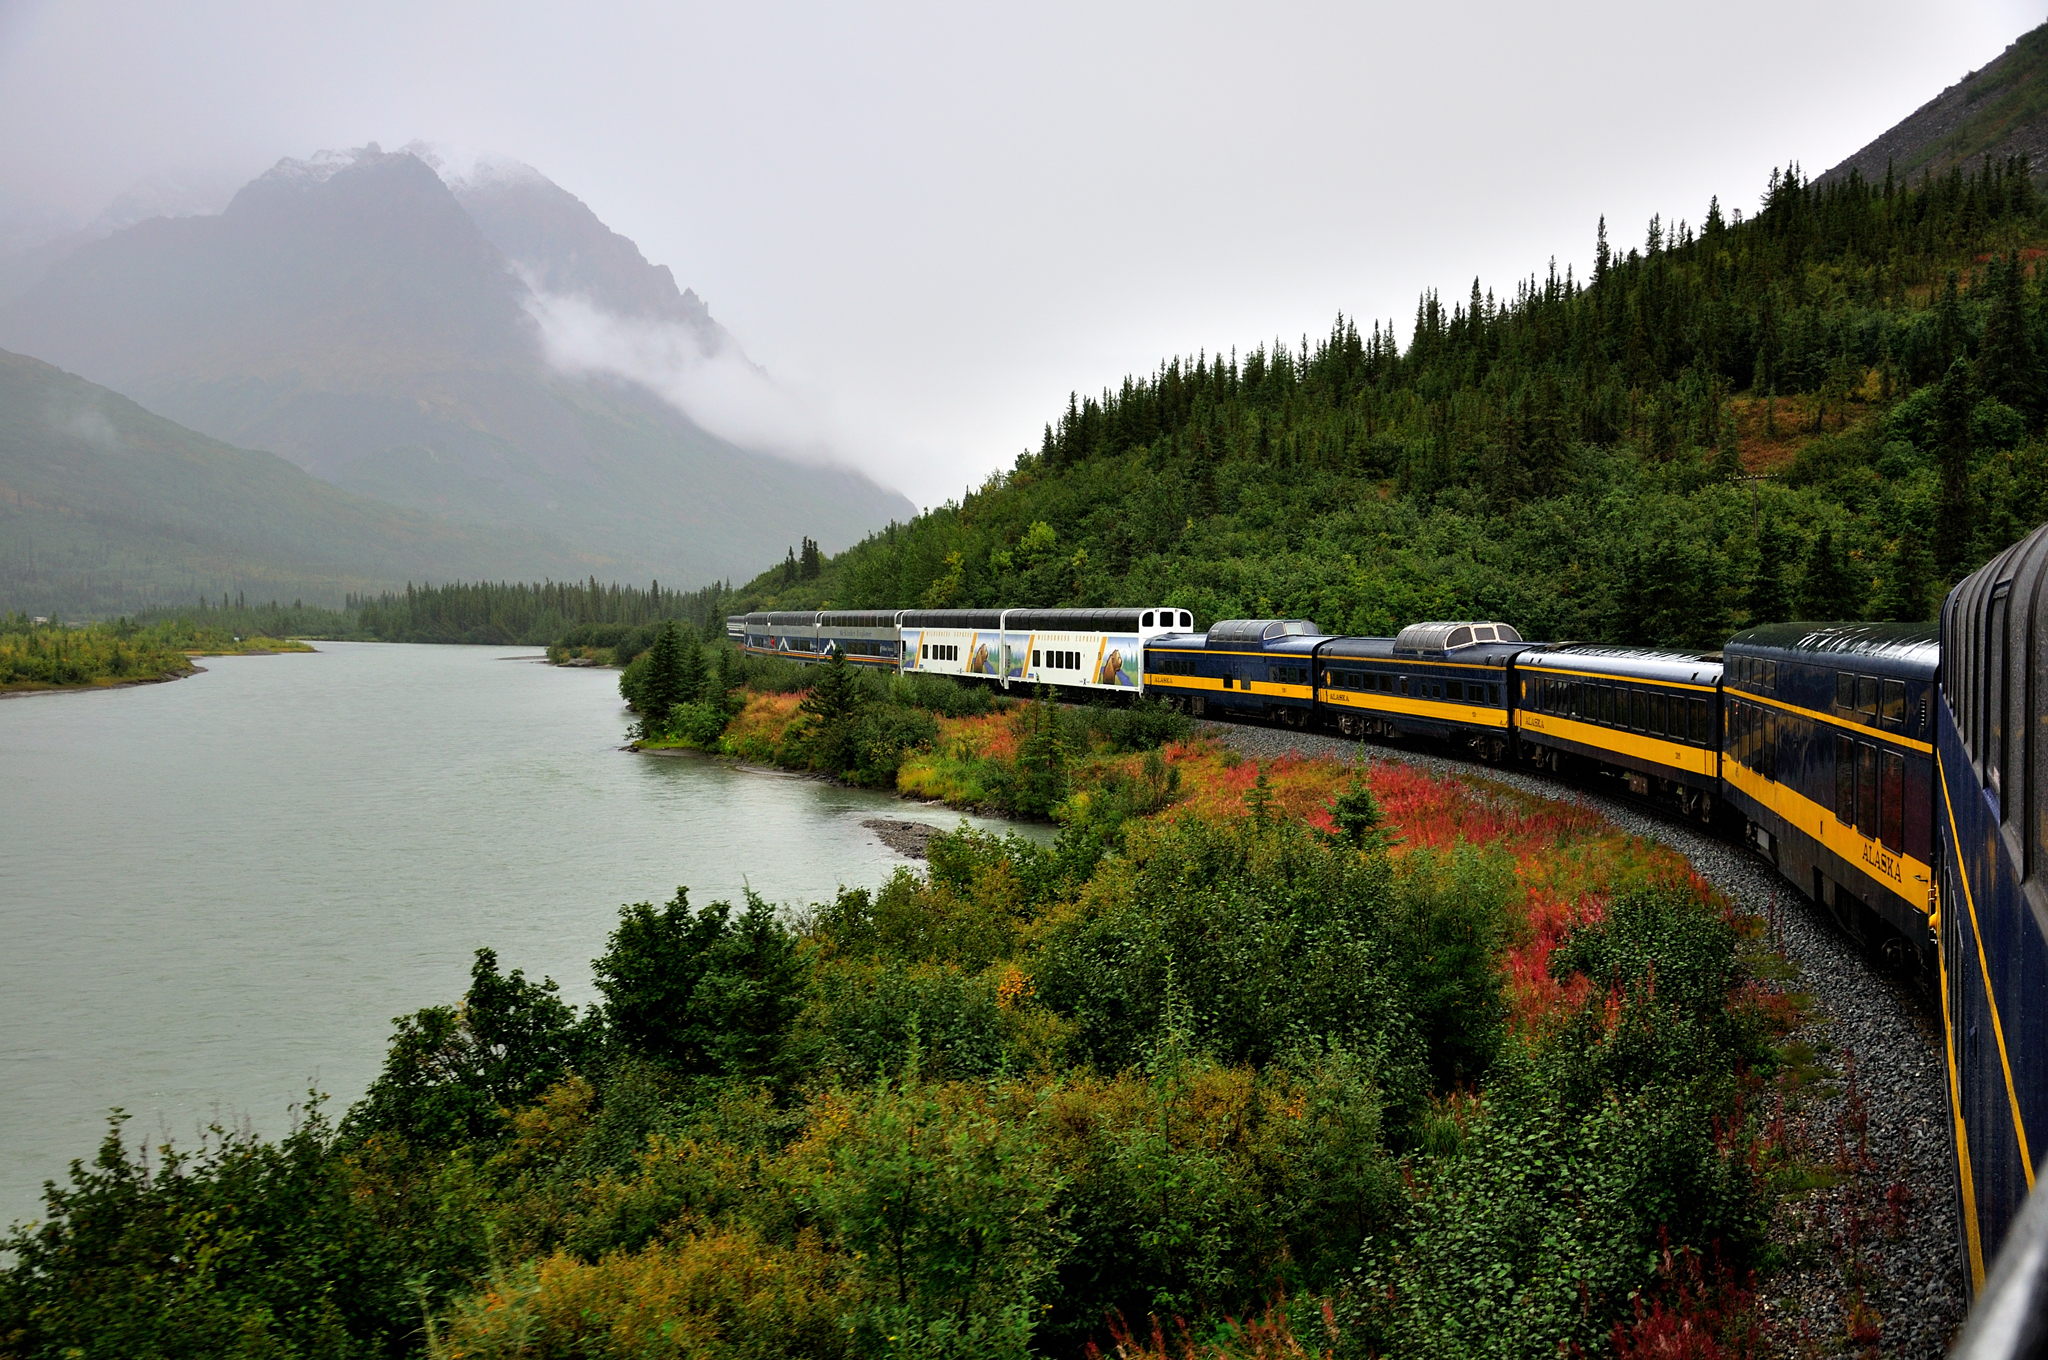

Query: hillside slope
[0,148,912,587]
[1821,21,2048,187]
[727,159,2048,650]
[0,349,605,616]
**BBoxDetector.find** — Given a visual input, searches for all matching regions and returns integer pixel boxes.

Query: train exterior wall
[1721,628,1939,953]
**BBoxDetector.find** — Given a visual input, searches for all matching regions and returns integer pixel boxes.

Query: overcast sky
[0,0,2040,506]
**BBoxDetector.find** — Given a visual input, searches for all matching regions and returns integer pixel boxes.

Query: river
[0,642,1038,1232]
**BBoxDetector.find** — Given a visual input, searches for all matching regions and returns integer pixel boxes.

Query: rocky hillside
[0,148,912,588]
[1821,20,2048,186]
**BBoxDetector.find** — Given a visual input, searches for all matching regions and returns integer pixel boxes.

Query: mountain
[1820,20,2048,187]
[0,147,913,588]
[0,348,612,616]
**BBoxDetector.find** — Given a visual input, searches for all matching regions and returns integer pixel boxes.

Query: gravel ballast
[1199,720,1968,1358]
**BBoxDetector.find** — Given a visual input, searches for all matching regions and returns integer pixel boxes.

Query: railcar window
[1988,588,2009,800]
[1691,699,1708,744]
[1143,612,1154,627]
[1881,751,1905,852]
[1761,712,1777,779]
[1841,734,1866,822]
[1836,672,1854,710]
[1879,679,1905,730]
[1855,675,1879,719]
[1447,679,1464,701]
[1857,743,1879,835]
[1380,674,1394,692]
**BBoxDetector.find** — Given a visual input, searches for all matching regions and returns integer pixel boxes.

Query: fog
[0,0,2037,505]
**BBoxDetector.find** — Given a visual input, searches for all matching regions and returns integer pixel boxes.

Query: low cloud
[50,403,120,450]
[521,284,849,469]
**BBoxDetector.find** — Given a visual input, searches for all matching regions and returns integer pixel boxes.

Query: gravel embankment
[1200,720,1967,1358]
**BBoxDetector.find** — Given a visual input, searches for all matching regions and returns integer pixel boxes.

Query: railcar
[735,610,904,667]
[1937,521,2048,1303]
[1718,624,1940,971]
[1513,646,1723,820]
[899,607,1188,693]
[1145,618,1323,724]
[1316,622,1521,759]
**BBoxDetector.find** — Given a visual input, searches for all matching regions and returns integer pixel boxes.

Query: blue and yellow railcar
[1719,624,1939,966]
[1512,646,1723,819]
[1938,523,2048,1297]
[1144,618,1323,725]
[1316,622,1521,760]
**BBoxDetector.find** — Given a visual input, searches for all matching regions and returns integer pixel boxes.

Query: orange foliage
[1151,737,1711,1031]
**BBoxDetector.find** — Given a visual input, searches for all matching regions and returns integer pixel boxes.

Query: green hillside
[732,159,2048,649]
[0,350,610,616]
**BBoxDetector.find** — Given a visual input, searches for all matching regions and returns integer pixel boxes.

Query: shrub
[429,1224,855,1360]
[345,949,592,1150]
[800,959,1012,1081]
[0,1107,423,1359]
[593,890,807,1081]
[1033,815,1425,1104]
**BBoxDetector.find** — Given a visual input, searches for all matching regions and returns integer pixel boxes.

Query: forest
[726,158,2048,649]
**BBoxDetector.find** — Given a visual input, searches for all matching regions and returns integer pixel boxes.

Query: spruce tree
[798,649,862,773]
[1935,272,1966,371]
[1748,516,1794,624]
[1934,357,1976,578]
[1795,527,1862,621]
[1977,252,2038,424]
[1875,529,1931,622]
[1011,693,1069,817]
[636,621,689,736]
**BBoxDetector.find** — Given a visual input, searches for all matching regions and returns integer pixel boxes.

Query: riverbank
[0,616,315,694]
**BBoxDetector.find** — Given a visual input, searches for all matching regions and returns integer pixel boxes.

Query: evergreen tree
[676,623,705,702]
[1795,527,1862,621]
[1935,271,1966,371]
[1875,529,1931,622]
[1011,693,1069,816]
[1748,516,1795,624]
[1977,253,2038,423]
[782,546,799,586]
[798,648,863,772]
[635,621,689,734]
[1935,357,1976,578]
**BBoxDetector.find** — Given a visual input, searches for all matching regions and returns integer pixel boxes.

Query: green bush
[593,889,807,1082]
[1033,815,1426,1105]
[344,949,592,1150]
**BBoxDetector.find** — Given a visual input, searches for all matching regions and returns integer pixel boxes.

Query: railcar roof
[1204,618,1321,646]
[1319,636,1524,663]
[898,608,1155,631]
[1728,623,1938,669]
[1520,645,1723,686]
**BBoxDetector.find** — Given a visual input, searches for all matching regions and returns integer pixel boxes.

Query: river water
[0,642,1037,1231]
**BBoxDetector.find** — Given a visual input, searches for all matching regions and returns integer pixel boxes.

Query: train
[730,520,2048,1331]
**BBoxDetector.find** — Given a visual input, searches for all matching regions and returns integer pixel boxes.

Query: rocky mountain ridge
[1820,20,2048,187]
[0,146,912,589]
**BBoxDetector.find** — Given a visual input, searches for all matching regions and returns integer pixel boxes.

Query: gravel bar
[1200,720,1968,1358]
